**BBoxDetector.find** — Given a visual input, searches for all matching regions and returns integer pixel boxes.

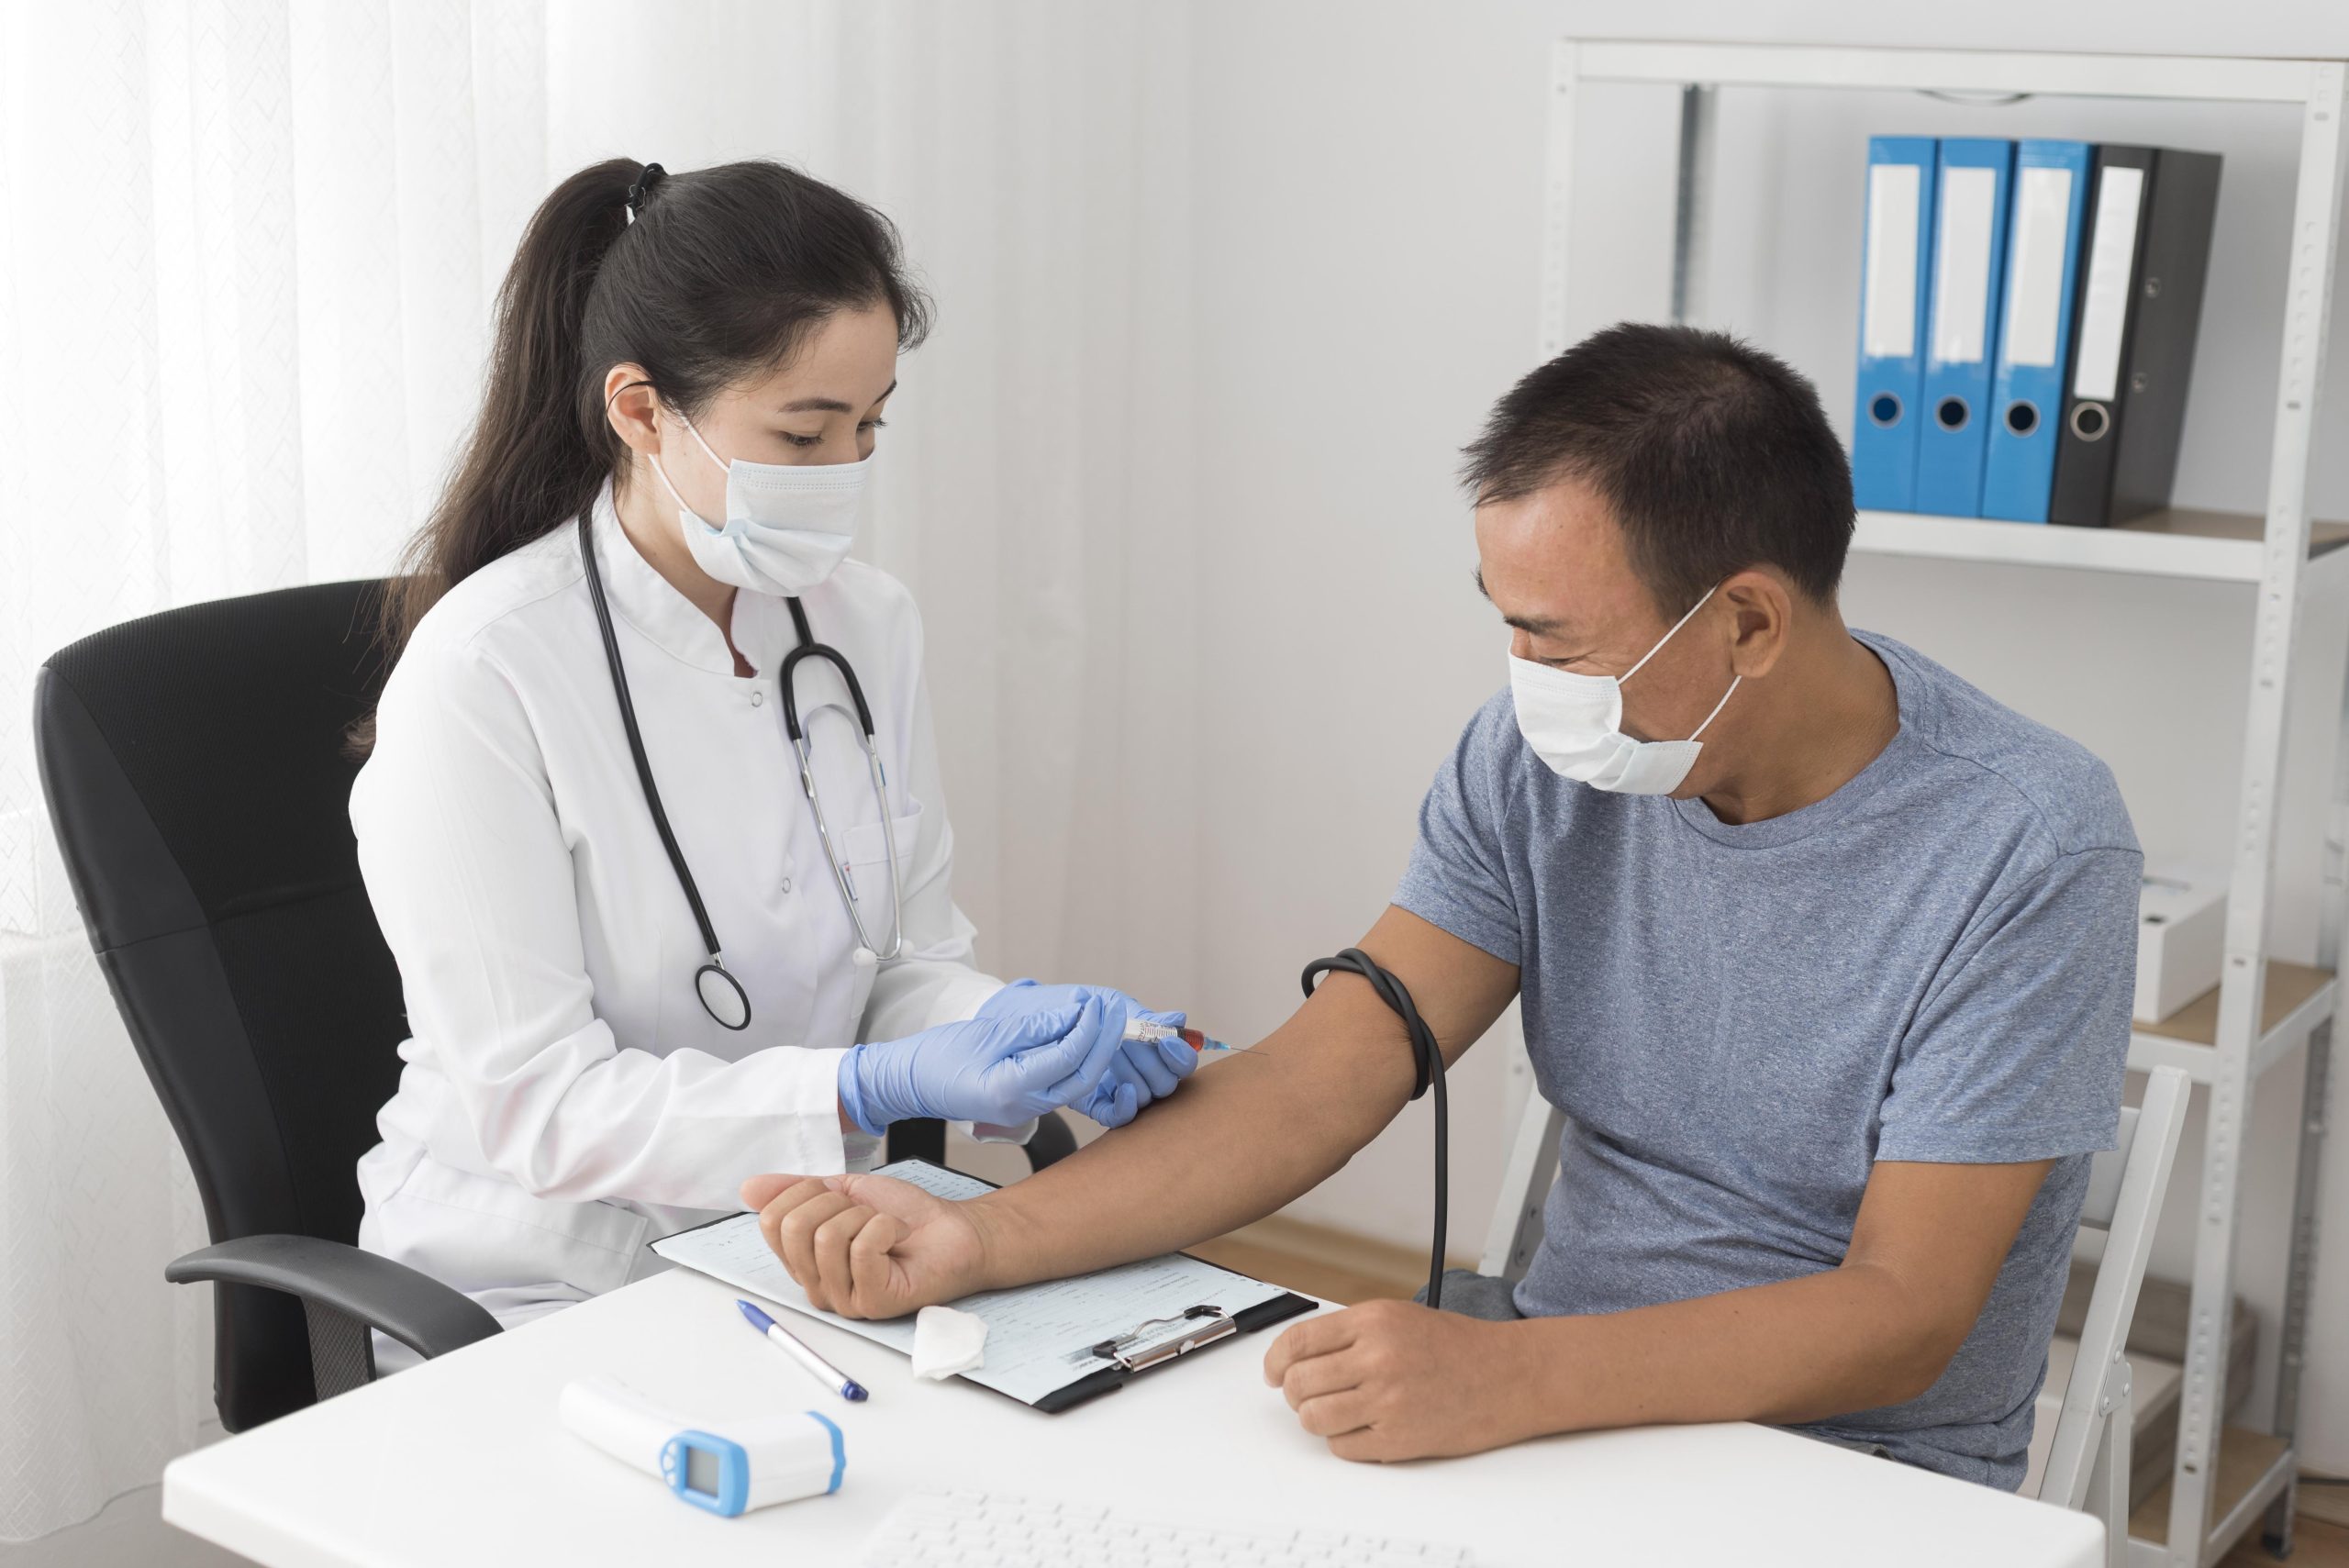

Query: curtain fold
[0,0,551,1540]
[2,0,1195,1539]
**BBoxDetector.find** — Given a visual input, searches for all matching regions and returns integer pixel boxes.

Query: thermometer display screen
[684,1446,720,1497]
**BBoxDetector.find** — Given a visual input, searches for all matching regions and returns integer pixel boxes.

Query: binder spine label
[1930,167,1998,365]
[1864,164,1922,360]
[2073,166,2146,403]
[2003,166,2075,369]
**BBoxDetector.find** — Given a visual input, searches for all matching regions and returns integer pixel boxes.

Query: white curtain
[0,0,1193,1541]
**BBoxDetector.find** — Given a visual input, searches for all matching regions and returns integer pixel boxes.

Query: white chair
[2033,1066,2189,1566]
[1479,1063,2193,1568]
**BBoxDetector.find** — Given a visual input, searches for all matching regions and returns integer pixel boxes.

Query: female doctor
[350,157,1194,1351]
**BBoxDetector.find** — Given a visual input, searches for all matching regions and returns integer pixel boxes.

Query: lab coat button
[780,876,793,894]
[750,689,763,707]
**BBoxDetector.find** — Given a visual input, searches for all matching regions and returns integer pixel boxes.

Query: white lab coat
[351,478,1008,1347]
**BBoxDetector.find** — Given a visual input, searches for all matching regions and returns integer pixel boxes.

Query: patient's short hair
[1460,323,1854,615]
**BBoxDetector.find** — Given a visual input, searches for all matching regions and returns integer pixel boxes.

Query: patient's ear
[1722,570,1794,680]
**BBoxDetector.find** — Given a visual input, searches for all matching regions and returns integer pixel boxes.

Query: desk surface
[164,1268,2102,1568]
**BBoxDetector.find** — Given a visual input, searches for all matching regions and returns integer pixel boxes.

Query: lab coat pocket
[838,803,921,941]
[839,801,922,877]
[839,805,918,1022]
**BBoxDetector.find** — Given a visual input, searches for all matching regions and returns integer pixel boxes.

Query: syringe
[1122,1018,1245,1054]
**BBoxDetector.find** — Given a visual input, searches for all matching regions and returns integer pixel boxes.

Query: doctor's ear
[1721,571,1795,680]
[602,366,666,456]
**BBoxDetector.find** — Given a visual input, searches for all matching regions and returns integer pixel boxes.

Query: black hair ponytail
[355,156,930,751]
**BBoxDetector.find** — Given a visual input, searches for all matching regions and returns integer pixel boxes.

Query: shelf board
[2127,1424,2290,1552]
[2129,962,2335,1085]
[1851,508,2349,584]
[1572,40,2327,106]
[2138,962,2331,1046]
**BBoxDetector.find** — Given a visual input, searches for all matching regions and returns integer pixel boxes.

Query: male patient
[741,324,2140,1490]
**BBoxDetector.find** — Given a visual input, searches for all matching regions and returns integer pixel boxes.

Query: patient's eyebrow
[1474,568,1571,637]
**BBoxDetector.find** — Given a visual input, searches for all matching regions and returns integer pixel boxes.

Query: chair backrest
[1480,1091,1567,1280]
[35,581,407,1432]
[2036,1065,2191,1510]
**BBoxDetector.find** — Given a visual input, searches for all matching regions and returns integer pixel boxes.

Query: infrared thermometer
[559,1374,843,1517]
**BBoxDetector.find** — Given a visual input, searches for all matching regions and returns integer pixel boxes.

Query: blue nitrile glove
[837,995,1123,1136]
[975,980,1197,1130]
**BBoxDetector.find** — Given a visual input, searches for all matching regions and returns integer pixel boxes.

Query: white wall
[1184,0,2349,1471]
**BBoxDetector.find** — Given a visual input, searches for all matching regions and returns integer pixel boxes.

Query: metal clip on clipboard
[1089,1306,1236,1373]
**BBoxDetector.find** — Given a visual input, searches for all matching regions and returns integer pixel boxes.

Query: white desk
[164,1267,2102,1568]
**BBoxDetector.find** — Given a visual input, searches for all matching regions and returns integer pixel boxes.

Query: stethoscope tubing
[576,506,904,1031]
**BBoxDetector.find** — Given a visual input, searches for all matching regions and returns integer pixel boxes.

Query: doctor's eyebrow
[780,379,897,415]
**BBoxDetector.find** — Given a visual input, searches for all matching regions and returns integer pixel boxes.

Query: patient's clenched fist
[739,1171,989,1319]
[1262,1298,1540,1462]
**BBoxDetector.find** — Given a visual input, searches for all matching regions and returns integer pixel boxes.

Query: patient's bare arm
[741,906,1519,1318]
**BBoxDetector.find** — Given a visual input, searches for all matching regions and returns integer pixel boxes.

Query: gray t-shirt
[1395,630,2139,1489]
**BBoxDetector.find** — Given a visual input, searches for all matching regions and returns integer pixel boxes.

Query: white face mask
[1508,583,1741,796]
[651,411,871,596]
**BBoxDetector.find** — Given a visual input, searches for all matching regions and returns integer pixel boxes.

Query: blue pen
[738,1299,869,1403]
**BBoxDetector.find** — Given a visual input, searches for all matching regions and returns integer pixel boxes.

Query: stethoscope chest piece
[695,961,752,1032]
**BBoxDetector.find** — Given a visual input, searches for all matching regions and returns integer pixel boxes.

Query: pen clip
[1089,1305,1234,1373]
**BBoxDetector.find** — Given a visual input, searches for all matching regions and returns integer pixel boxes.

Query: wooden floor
[2218,1516,2349,1566]
[1196,1214,2349,1566]
[1188,1214,1431,1307]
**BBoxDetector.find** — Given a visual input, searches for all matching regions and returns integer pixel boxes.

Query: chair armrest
[1022,1110,1079,1171]
[166,1235,501,1363]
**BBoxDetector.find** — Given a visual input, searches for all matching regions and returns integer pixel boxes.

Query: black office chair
[36,578,1073,1433]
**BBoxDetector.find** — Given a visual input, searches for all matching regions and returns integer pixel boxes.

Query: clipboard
[649,1159,1316,1414]
[1030,1293,1317,1414]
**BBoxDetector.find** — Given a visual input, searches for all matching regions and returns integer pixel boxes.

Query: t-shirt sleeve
[1393,693,1523,965]
[1876,844,2142,1163]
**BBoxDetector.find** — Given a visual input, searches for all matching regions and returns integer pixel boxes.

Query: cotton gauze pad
[910,1304,988,1380]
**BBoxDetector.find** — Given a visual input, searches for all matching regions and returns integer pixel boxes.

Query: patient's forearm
[1510,1159,2046,1438]
[972,977,1421,1290]
[1520,1263,1957,1438]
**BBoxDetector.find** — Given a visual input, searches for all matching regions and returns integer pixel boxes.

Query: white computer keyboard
[858,1487,1475,1566]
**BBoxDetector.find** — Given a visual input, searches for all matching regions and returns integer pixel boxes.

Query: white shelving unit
[1538,39,2346,1568]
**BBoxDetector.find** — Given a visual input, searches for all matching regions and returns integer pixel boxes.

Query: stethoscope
[578,506,904,1031]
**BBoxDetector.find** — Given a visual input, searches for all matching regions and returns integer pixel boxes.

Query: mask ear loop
[1620,582,1721,685]
[645,426,703,528]
[675,409,732,475]
[1686,674,1742,742]
[601,378,707,516]
[634,394,727,529]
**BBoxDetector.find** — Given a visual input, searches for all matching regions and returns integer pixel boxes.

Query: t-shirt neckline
[1667,630,1913,850]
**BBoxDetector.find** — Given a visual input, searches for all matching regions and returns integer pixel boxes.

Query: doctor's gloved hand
[836,996,1123,1135]
[975,980,1197,1130]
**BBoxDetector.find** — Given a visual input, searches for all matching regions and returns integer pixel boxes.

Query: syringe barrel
[1121,1019,1230,1052]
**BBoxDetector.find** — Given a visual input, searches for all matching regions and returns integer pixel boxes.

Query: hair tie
[625,162,666,225]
